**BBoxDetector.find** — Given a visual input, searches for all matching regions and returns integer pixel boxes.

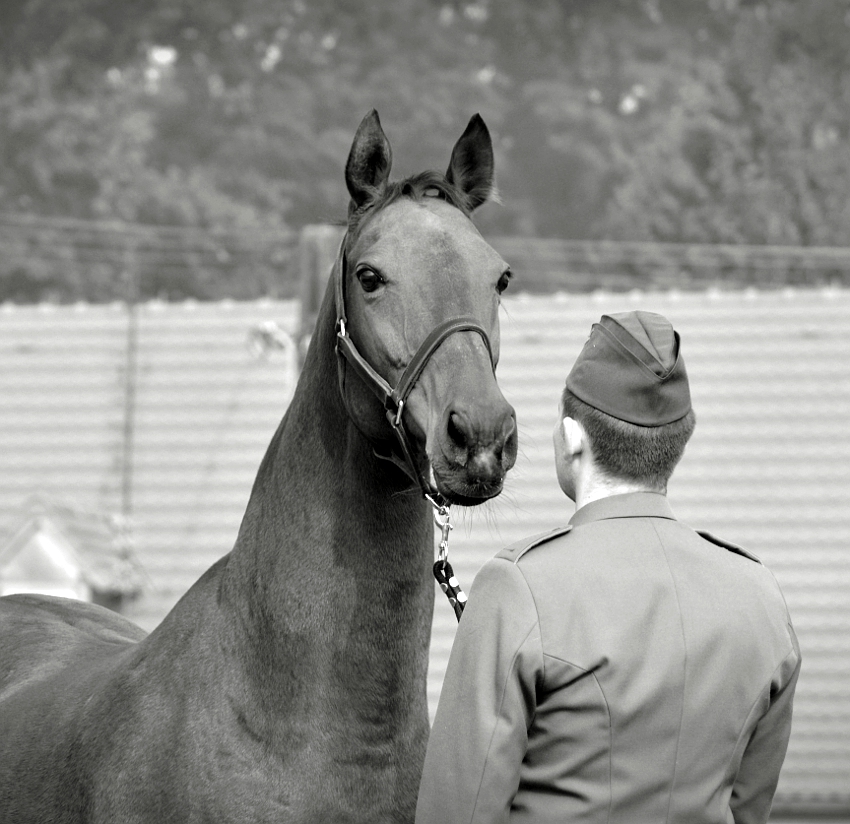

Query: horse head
[337,110,517,507]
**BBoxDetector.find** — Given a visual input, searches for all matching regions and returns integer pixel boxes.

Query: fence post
[297,224,345,366]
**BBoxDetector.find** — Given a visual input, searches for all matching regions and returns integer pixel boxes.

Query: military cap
[565,311,691,426]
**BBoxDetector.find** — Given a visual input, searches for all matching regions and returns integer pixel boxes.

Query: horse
[0,110,518,823]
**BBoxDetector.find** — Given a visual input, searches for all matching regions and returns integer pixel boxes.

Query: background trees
[1,0,848,300]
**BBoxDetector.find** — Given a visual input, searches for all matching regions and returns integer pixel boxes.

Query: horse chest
[141,731,423,823]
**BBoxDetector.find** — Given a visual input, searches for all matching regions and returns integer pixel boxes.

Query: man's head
[554,311,696,499]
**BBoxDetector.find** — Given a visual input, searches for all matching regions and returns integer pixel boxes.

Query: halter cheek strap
[337,315,494,423]
[333,240,494,505]
[333,236,481,620]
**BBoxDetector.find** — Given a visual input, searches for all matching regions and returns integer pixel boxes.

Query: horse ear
[345,110,393,209]
[446,114,496,212]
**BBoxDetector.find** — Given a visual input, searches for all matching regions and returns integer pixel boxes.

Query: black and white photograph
[0,2,847,821]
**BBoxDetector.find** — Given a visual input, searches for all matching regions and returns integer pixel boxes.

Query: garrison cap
[565,311,692,426]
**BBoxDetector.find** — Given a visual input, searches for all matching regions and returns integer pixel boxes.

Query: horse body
[0,112,516,822]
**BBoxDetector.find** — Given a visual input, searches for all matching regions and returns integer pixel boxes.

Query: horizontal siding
[0,304,127,521]
[128,301,298,627]
[0,300,298,631]
[0,288,848,810]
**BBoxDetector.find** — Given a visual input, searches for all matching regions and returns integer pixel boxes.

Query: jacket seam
[537,654,614,824]
[519,560,614,824]
[469,561,541,822]
[468,621,538,822]
[721,643,801,788]
[651,520,688,824]
[513,562,546,719]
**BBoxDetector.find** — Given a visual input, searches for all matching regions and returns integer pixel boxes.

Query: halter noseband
[333,237,495,507]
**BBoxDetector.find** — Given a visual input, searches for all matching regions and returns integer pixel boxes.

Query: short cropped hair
[560,387,696,490]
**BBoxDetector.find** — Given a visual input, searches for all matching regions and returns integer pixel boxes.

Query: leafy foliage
[1,0,848,301]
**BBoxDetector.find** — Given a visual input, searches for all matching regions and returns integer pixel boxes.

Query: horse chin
[442,486,504,508]
[430,463,505,508]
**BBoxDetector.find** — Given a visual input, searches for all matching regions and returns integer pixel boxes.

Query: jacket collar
[569,492,676,528]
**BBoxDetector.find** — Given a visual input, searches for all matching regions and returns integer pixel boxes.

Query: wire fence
[3,213,850,304]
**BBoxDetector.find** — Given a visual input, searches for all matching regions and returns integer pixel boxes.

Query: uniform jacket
[416,492,800,824]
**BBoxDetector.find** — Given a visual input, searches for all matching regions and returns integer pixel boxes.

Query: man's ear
[562,417,584,458]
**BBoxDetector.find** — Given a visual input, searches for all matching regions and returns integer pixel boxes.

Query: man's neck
[575,474,664,511]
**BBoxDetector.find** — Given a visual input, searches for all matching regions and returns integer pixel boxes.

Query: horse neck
[218,277,435,709]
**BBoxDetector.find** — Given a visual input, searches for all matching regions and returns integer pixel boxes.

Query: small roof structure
[0,495,144,605]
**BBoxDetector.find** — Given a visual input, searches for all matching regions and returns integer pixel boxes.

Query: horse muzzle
[430,404,518,506]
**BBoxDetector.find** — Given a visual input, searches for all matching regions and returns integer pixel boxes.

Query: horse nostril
[502,414,518,468]
[447,413,469,466]
[503,413,516,444]
[443,406,515,485]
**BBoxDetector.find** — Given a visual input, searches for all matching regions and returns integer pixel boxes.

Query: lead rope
[426,495,467,621]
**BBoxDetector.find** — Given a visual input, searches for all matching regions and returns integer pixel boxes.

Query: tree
[603,0,850,245]
[1,0,849,301]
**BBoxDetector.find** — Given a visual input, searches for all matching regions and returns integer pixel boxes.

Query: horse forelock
[346,171,473,238]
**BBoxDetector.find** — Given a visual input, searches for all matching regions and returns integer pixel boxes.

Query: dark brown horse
[0,111,517,823]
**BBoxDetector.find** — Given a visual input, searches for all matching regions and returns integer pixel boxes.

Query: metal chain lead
[432,500,452,563]
[427,496,467,621]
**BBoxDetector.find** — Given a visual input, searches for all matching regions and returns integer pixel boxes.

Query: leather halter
[333,236,495,506]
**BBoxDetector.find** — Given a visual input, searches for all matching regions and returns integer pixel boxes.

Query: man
[416,311,800,824]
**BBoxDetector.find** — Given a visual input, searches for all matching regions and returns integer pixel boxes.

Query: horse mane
[347,171,474,235]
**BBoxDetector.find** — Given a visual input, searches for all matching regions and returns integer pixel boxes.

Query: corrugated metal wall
[0,303,127,521]
[128,301,299,627]
[0,300,298,629]
[1,289,848,812]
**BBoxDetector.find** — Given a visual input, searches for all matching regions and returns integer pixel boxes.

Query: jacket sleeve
[731,622,802,824]
[416,558,542,824]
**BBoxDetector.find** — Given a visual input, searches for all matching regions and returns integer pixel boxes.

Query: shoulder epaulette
[496,525,573,564]
[697,529,762,564]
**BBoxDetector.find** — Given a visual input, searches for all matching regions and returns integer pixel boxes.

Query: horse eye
[497,269,512,295]
[356,268,383,293]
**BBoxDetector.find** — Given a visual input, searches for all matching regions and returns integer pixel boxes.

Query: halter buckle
[392,398,404,428]
[427,495,453,565]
